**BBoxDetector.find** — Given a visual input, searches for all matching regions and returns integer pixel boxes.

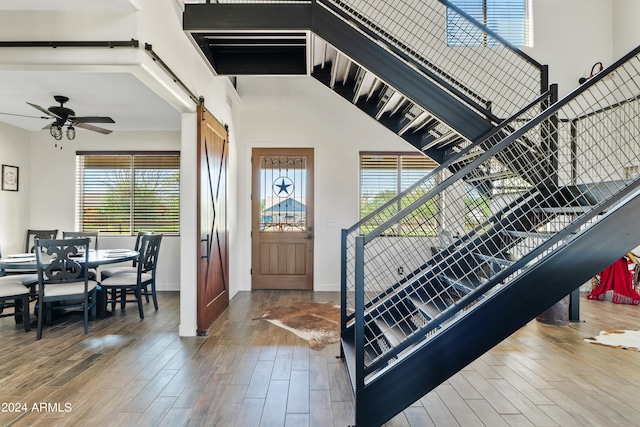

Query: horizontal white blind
[360,154,437,220]
[76,152,180,235]
[448,0,531,47]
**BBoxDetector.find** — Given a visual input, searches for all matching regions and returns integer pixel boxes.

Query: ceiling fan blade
[75,122,112,135]
[0,111,49,119]
[26,102,58,118]
[72,116,115,124]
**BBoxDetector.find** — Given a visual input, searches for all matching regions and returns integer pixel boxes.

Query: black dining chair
[99,234,162,319]
[101,231,156,307]
[62,231,99,250]
[0,276,31,331]
[34,237,98,339]
[63,231,99,280]
[0,244,38,306]
[25,229,58,253]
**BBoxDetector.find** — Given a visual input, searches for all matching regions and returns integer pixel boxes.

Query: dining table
[0,248,139,319]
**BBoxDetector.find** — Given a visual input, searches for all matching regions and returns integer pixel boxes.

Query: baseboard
[313,283,340,292]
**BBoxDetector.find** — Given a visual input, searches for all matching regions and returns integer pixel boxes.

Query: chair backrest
[25,229,58,253]
[63,231,99,251]
[137,234,163,277]
[34,238,90,286]
[133,231,154,266]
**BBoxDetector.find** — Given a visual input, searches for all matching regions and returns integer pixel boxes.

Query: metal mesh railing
[321,0,545,119]
[346,46,640,375]
[342,90,551,317]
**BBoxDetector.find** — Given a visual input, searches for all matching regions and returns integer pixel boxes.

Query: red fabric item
[588,257,640,305]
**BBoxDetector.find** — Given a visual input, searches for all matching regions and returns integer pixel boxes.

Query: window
[447,0,531,47]
[76,152,180,235]
[360,153,439,234]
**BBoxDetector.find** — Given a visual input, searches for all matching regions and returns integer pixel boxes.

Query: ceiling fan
[25,95,115,140]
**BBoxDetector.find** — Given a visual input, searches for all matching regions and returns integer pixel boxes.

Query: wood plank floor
[0,290,639,426]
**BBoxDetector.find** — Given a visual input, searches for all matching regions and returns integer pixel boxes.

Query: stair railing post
[354,235,366,392]
[340,228,348,358]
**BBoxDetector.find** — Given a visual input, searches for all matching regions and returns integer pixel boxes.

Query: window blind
[76,152,180,235]
[360,154,437,220]
[448,0,531,47]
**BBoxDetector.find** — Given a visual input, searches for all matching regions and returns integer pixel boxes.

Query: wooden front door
[197,106,229,335]
[252,148,314,290]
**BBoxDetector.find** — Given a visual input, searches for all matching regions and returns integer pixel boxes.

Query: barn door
[252,148,314,290]
[197,106,229,334]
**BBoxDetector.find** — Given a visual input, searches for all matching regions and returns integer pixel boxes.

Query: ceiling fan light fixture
[66,125,75,140]
[50,123,63,140]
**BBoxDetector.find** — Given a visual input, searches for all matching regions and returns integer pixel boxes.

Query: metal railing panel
[322,0,545,118]
[350,46,640,377]
[341,90,553,325]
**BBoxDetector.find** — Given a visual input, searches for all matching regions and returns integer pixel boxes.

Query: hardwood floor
[0,290,639,426]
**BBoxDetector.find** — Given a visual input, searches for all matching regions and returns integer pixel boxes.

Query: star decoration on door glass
[273,176,294,197]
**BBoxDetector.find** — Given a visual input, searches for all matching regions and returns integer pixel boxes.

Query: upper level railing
[189,0,547,122]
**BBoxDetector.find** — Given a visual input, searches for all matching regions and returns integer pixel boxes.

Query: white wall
[613,0,640,59]
[0,122,32,255]
[527,0,614,98]
[235,76,419,292]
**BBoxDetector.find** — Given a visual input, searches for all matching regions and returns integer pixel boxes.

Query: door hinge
[250,268,252,275]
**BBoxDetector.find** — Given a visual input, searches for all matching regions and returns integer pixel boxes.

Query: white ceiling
[0,71,182,134]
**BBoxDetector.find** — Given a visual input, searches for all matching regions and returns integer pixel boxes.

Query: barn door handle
[201,234,210,261]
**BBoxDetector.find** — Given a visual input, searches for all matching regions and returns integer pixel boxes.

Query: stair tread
[473,252,514,267]
[505,230,555,239]
[535,206,593,213]
[340,337,357,393]
[438,274,480,293]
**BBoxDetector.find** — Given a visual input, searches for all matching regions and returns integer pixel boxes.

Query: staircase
[183,2,640,426]
[341,47,640,425]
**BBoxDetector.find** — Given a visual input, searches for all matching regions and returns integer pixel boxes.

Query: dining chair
[0,244,38,306]
[25,229,58,253]
[99,233,162,319]
[62,231,99,250]
[0,277,31,331]
[34,237,98,340]
[63,231,99,280]
[100,231,156,306]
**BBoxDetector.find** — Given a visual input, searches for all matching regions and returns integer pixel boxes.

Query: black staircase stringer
[353,186,640,427]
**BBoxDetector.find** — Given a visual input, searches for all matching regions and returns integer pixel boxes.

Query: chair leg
[83,294,89,334]
[90,288,97,321]
[36,301,44,340]
[151,281,158,311]
[135,287,144,319]
[16,296,31,332]
[23,295,31,332]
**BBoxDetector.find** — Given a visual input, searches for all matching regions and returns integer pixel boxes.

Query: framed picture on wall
[2,164,19,191]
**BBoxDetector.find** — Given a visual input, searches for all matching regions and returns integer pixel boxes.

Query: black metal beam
[183,4,312,31]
